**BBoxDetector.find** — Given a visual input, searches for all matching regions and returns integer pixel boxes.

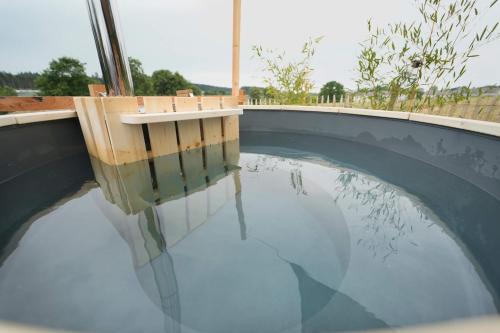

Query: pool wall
[240,108,500,201]
[0,118,94,262]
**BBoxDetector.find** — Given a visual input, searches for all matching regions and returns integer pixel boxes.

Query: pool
[1,110,500,333]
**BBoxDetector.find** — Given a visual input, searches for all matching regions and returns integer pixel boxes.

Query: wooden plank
[74,98,98,157]
[13,110,76,124]
[0,115,16,127]
[121,108,242,124]
[174,97,202,151]
[83,97,116,165]
[0,97,75,112]
[232,0,241,96]
[143,96,178,157]
[88,84,106,97]
[176,89,193,97]
[101,97,148,165]
[201,96,223,146]
[222,96,240,141]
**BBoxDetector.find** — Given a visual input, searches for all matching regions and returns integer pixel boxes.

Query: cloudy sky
[1,0,499,90]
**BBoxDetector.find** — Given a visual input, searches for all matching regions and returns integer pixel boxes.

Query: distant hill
[0,71,39,89]
[194,84,231,95]
[193,84,268,96]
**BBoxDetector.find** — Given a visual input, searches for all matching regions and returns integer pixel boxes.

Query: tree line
[0,56,235,97]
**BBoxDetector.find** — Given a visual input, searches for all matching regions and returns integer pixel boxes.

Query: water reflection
[1,136,499,332]
[88,140,246,332]
[333,169,429,260]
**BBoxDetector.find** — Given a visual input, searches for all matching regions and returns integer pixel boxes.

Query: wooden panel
[88,84,106,97]
[232,0,241,96]
[174,97,202,151]
[101,97,148,165]
[0,115,16,127]
[201,96,223,146]
[175,96,199,111]
[0,97,75,112]
[222,96,240,141]
[143,96,178,157]
[11,110,76,124]
[74,98,98,157]
[201,96,222,110]
[121,108,242,124]
[176,89,193,97]
[83,97,116,165]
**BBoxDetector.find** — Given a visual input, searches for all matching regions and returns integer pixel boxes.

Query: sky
[0,0,499,91]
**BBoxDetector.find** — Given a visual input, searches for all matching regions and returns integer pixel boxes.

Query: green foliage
[319,81,345,101]
[245,86,270,100]
[0,85,17,96]
[36,57,92,96]
[253,37,322,104]
[129,57,153,95]
[356,0,500,111]
[0,71,39,89]
[151,69,201,96]
[195,84,231,96]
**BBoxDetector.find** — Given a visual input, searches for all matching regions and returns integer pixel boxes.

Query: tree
[0,85,17,96]
[253,37,322,104]
[151,69,200,96]
[0,71,39,89]
[356,0,500,111]
[129,57,153,95]
[319,81,345,102]
[36,57,92,96]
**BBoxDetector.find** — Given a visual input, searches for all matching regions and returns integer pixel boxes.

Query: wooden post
[232,0,241,97]
[222,96,239,141]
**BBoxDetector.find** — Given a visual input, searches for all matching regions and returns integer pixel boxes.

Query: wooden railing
[246,94,500,123]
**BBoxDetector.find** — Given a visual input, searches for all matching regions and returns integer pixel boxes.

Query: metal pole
[86,0,134,96]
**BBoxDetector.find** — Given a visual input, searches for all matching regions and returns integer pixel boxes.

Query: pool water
[0,133,499,333]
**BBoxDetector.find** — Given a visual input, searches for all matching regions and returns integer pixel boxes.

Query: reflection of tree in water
[290,168,308,195]
[334,170,429,261]
[246,155,308,195]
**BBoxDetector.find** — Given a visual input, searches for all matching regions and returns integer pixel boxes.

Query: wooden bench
[74,96,242,165]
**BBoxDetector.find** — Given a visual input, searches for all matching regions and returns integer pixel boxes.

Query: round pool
[0,110,499,333]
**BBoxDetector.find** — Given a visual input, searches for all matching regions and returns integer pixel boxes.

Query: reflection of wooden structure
[90,140,240,215]
[91,140,243,332]
[74,96,242,165]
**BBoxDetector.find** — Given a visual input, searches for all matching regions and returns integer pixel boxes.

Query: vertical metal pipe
[86,0,134,96]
